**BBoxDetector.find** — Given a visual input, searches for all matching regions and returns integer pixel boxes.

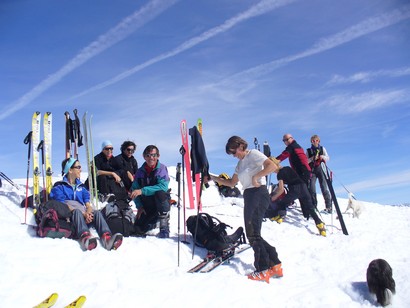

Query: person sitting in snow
[129,145,171,238]
[269,157,326,237]
[112,140,138,191]
[50,157,123,251]
[88,140,128,202]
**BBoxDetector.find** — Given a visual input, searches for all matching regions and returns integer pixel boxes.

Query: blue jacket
[49,176,90,205]
[131,161,169,209]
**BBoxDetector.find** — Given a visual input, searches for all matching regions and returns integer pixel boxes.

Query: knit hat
[101,140,113,150]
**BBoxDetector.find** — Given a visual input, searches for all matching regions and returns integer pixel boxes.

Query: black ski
[320,162,348,235]
[200,244,251,273]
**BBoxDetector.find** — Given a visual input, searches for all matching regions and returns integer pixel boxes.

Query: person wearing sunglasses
[129,145,171,238]
[276,134,312,186]
[210,136,282,283]
[306,135,332,214]
[50,157,123,251]
[89,140,128,202]
[112,140,138,191]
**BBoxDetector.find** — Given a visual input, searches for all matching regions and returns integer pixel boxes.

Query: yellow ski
[33,293,58,308]
[64,295,86,308]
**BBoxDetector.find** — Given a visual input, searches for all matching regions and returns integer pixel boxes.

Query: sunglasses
[282,137,291,142]
[104,147,113,151]
[71,165,82,170]
[228,148,237,155]
[145,153,158,158]
[126,148,135,153]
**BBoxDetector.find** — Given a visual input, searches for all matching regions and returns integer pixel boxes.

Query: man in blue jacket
[130,145,170,238]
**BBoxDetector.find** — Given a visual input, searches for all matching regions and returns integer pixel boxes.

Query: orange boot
[247,269,271,283]
[268,263,283,278]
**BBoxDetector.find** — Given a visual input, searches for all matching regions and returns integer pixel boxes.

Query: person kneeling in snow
[50,158,123,251]
[129,145,171,238]
[269,157,326,237]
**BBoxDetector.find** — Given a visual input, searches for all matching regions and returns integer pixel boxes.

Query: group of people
[48,140,171,251]
[46,132,331,284]
[272,133,332,218]
[211,133,332,283]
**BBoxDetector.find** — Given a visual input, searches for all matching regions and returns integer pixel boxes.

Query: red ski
[180,120,195,209]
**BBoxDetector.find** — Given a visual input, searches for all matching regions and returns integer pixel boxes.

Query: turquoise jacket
[131,162,169,209]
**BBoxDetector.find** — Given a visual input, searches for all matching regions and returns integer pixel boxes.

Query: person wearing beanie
[87,140,127,201]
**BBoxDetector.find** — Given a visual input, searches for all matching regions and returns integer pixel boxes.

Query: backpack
[186,213,244,252]
[35,200,73,239]
[101,199,135,236]
[216,173,242,198]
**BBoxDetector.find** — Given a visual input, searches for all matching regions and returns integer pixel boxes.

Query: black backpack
[186,213,244,252]
[35,200,73,239]
[101,199,135,237]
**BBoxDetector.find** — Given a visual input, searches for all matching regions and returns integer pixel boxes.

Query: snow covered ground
[0,167,409,307]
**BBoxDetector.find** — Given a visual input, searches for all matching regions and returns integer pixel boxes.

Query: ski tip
[33,292,58,308]
[64,295,86,308]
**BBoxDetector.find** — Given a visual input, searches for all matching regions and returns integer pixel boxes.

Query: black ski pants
[134,190,170,233]
[243,186,281,272]
[277,183,322,225]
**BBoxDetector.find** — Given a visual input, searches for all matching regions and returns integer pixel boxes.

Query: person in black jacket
[113,141,138,191]
[269,157,326,237]
[276,134,311,185]
[88,140,127,201]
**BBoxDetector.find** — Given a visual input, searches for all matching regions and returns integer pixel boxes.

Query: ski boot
[79,231,97,251]
[247,269,271,283]
[157,212,170,238]
[101,232,123,250]
[316,223,326,237]
[268,263,283,278]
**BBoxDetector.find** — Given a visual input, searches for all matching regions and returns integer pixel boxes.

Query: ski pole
[179,145,188,243]
[37,140,47,202]
[176,162,181,266]
[23,131,32,224]
[0,172,20,190]
[328,167,356,200]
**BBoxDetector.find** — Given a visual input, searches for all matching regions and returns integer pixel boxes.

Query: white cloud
[217,4,410,92]
[341,169,410,193]
[322,89,408,114]
[327,66,410,85]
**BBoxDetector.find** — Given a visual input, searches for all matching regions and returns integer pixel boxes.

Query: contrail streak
[221,4,410,87]
[0,0,179,120]
[69,0,298,100]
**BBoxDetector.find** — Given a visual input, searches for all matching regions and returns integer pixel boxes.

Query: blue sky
[1,0,409,205]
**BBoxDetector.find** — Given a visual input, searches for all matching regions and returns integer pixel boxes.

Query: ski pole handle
[24,131,32,144]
